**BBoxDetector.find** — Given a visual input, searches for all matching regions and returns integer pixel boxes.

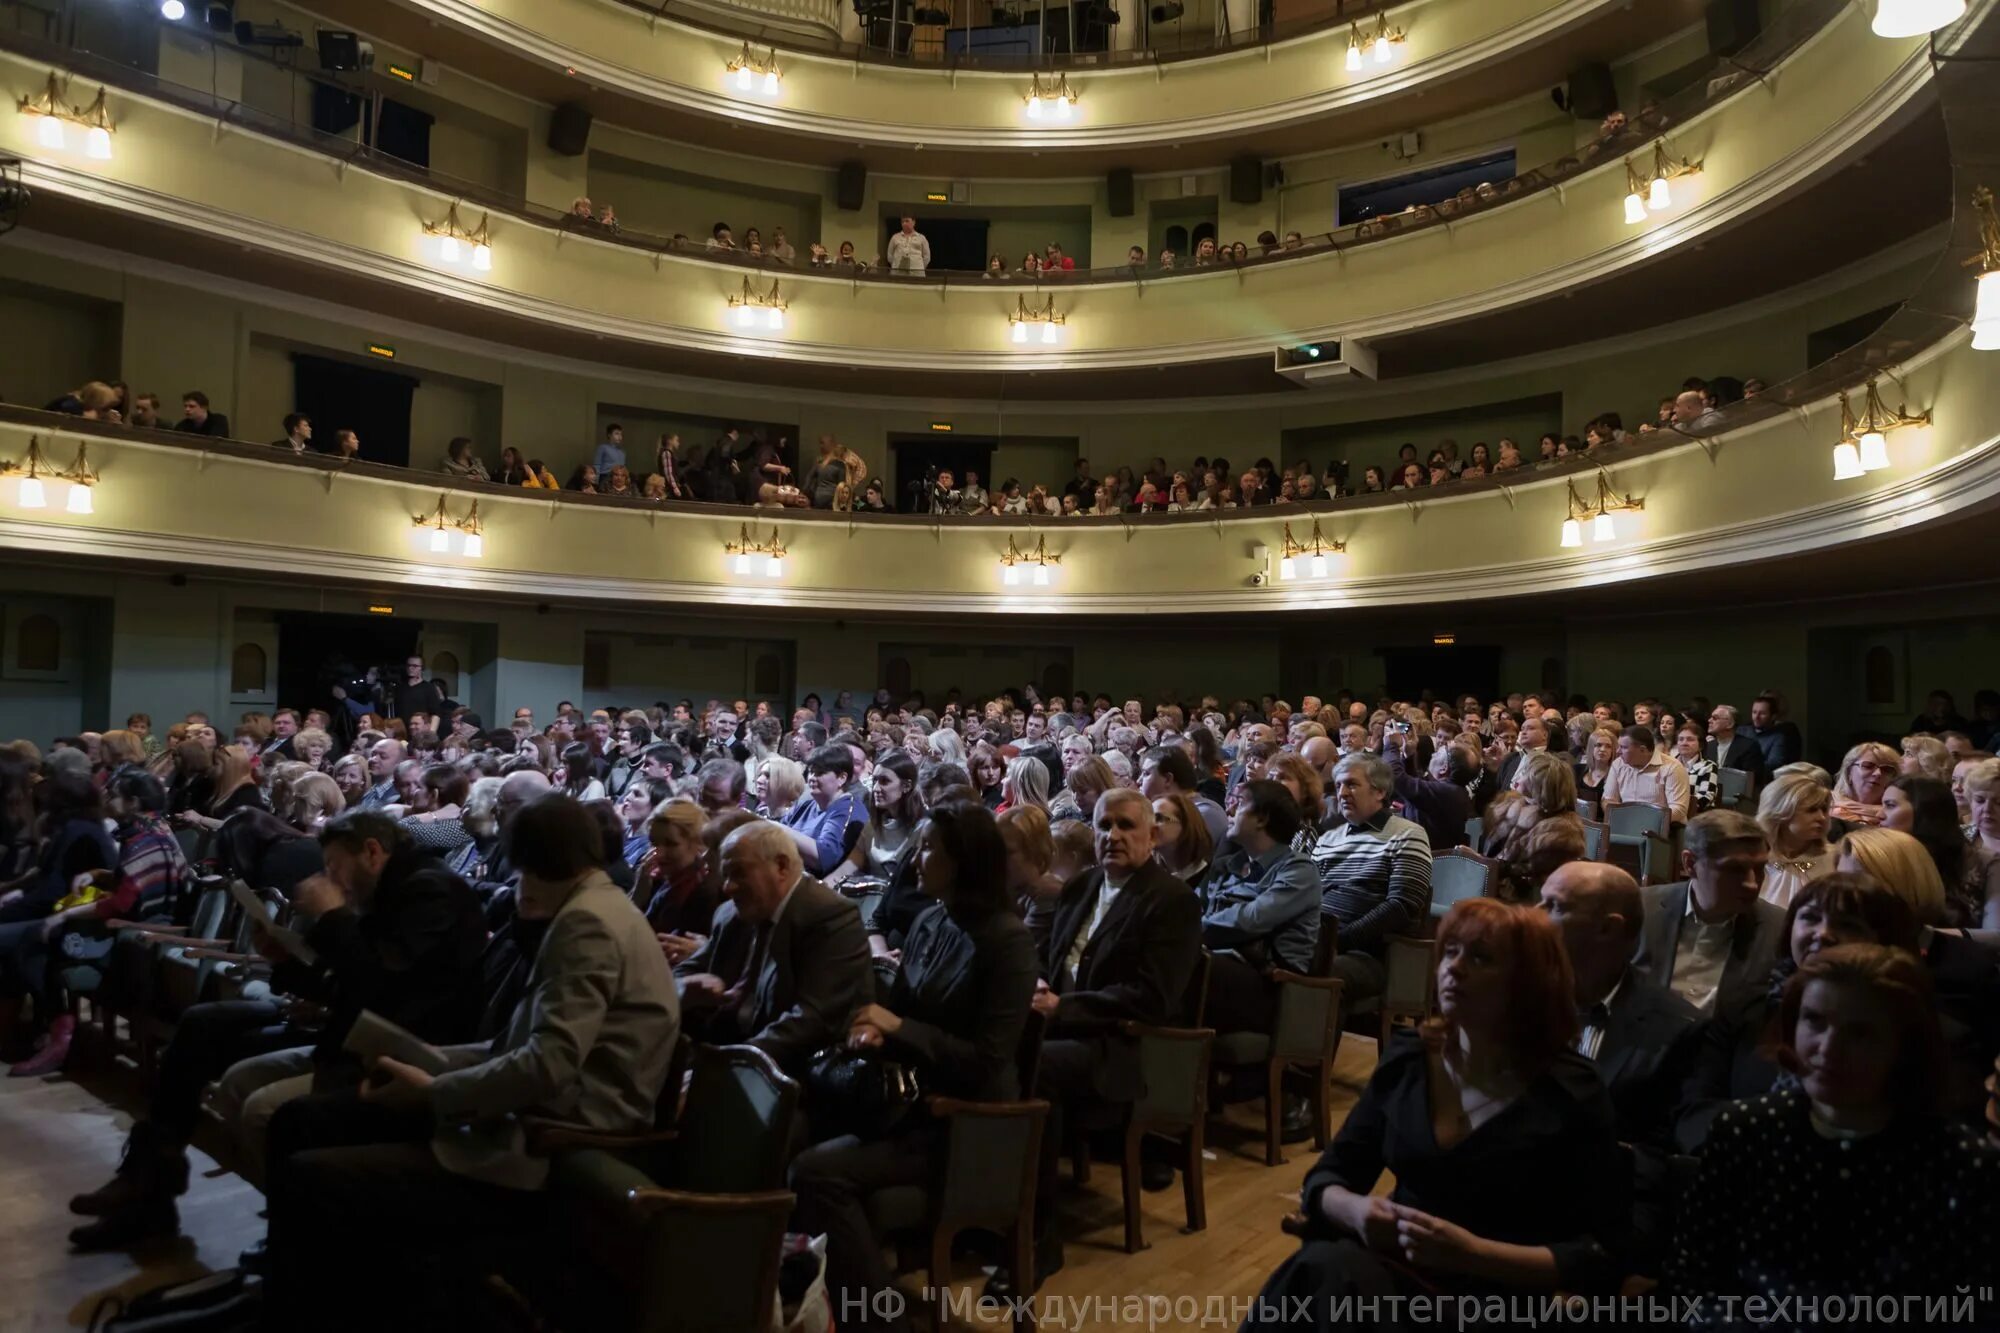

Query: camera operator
[911,465,962,515]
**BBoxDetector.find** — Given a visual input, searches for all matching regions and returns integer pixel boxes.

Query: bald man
[1539,862,1703,1149]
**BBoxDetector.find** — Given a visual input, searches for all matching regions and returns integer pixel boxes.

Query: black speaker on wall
[1106,167,1134,218]
[547,101,592,157]
[1229,155,1261,205]
[1705,0,1762,55]
[836,161,867,212]
[1564,62,1617,120]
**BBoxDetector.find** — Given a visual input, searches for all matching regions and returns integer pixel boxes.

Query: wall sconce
[1277,521,1345,580]
[726,43,781,96]
[421,202,492,271]
[725,523,786,577]
[1832,377,1929,480]
[1970,186,1999,352]
[412,494,484,557]
[1008,295,1066,346]
[1871,0,1965,37]
[1,436,97,511]
[999,534,1061,586]
[1345,9,1405,71]
[17,72,114,159]
[1025,72,1077,122]
[1623,139,1701,224]
[727,277,788,332]
[1560,473,1644,547]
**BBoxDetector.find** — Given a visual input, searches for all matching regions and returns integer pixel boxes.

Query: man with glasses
[392,655,444,722]
[606,719,652,800]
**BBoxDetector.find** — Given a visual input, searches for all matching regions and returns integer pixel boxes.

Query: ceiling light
[1560,517,1582,548]
[422,202,492,273]
[1344,32,1362,71]
[17,476,43,509]
[1008,294,1065,348]
[161,0,187,17]
[1972,187,2000,351]
[1832,440,1864,480]
[999,534,1061,587]
[1833,377,1929,477]
[725,523,787,577]
[1276,521,1344,580]
[1870,0,1966,38]
[1647,173,1671,211]
[726,277,788,334]
[725,43,780,97]
[1025,73,1078,122]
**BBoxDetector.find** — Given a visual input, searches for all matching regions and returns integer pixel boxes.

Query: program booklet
[342,1008,453,1077]
[225,880,317,966]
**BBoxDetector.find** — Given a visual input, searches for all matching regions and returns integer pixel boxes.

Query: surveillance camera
[1250,570,1269,587]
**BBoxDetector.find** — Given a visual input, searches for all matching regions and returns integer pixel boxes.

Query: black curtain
[371,98,435,170]
[291,354,418,468]
[1380,645,1503,705]
[891,436,994,511]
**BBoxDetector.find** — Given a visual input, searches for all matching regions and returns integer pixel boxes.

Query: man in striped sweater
[1311,752,1434,1004]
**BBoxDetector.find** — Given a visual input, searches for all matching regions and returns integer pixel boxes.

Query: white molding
[13,16,1936,380]
[388,0,1625,149]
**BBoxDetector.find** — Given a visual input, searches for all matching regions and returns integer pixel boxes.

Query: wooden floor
[0,1035,1384,1333]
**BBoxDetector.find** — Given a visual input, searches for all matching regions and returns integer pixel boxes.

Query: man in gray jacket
[264,793,678,1329]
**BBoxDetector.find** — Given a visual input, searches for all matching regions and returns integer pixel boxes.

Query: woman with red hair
[1242,899,1629,1330]
[1669,944,1997,1324]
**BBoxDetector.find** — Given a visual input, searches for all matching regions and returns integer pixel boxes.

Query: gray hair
[1331,752,1393,795]
[463,776,505,838]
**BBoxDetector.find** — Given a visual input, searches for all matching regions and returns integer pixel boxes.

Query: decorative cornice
[12,14,1935,379]
[397,0,1620,149]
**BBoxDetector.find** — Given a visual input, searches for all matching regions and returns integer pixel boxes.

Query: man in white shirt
[1601,725,1691,825]
[885,216,930,275]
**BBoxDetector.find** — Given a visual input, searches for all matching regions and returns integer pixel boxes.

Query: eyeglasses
[1852,762,1895,775]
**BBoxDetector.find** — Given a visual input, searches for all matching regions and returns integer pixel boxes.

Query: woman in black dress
[1669,944,1997,1329]
[789,800,1038,1333]
[1243,899,1629,1331]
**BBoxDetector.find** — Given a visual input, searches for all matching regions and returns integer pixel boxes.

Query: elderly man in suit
[1630,809,1784,1014]
[1703,704,1769,792]
[994,789,1202,1299]
[675,818,871,1078]
[263,793,679,1330]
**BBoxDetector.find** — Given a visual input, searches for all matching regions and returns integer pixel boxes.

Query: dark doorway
[292,353,418,467]
[1379,644,1502,704]
[1337,150,1518,226]
[889,434,995,512]
[274,611,421,744]
[882,216,989,274]
[370,98,435,170]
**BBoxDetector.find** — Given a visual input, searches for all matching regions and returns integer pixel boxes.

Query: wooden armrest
[164,937,234,950]
[1270,970,1344,991]
[1117,1022,1216,1041]
[107,920,183,932]
[925,1096,1049,1119]
[525,1122,678,1156]
[181,949,258,963]
[626,1187,794,1219]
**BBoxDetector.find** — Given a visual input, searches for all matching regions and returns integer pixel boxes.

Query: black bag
[803,1046,922,1139]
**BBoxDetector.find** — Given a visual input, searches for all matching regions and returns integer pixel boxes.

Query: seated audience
[1755,771,1835,909]
[1200,780,1318,1036]
[1242,900,1628,1330]
[1600,724,1690,827]
[262,795,677,1331]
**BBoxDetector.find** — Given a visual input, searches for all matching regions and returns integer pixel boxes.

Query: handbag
[802,1045,922,1140]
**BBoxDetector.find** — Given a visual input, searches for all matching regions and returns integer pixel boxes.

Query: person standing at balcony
[592,424,626,478]
[770,227,796,265]
[175,390,230,439]
[886,216,930,276]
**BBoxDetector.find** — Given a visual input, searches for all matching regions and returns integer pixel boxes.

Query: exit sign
[924,192,948,203]
[928,421,953,433]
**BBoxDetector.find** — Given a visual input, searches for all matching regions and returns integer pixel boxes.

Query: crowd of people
[29,368,1762,521]
[1,669,1996,1328]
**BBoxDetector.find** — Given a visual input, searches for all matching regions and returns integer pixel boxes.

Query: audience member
[1631,809,1783,1013]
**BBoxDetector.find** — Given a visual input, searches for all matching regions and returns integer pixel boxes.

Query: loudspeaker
[547,102,592,157]
[1564,62,1617,120]
[316,29,361,71]
[836,161,867,212]
[1229,155,1261,205]
[1106,167,1134,218]
[1705,0,1761,55]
